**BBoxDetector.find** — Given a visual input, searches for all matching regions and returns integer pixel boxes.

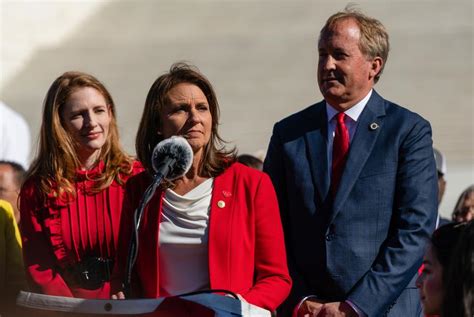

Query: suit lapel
[330,91,386,223]
[305,102,330,202]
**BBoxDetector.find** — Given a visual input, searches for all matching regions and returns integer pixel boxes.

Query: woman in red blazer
[20,72,142,299]
[112,63,291,311]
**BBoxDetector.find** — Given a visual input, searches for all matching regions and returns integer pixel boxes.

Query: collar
[75,160,105,181]
[326,89,373,122]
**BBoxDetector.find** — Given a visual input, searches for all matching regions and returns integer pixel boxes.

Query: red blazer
[114,163,291,311]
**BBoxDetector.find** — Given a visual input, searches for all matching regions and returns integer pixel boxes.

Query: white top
[325,90,373,174]
[0,101,31,169]
[158,178,213,296]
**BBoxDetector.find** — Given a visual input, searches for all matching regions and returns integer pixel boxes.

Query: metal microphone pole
[123,158,176,297]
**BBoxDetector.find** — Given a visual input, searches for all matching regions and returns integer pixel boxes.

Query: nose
[84,111,98,128]
[415,272,423,288]
[465,211,473,221]
[187,107,202,124]
[319,54,336,71]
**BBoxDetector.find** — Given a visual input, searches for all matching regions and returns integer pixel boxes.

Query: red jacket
[114,163,291,311]
[20,161,143,299]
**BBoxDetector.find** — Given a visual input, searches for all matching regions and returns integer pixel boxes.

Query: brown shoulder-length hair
[25,71,133,200]
[136,62,235,177]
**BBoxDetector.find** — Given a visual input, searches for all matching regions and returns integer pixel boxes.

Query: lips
[419,292,425,302]
[322,76,340,83]
[184,130,203,137]
[83,131,102,140]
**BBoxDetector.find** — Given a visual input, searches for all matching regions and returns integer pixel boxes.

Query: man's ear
[370,57,383,80]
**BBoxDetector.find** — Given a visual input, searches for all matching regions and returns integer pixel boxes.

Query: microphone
[137,135,193,232]
[151,135,193,181]
[123,136,193,296]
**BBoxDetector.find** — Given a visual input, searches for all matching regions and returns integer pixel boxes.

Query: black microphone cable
[123,136,193,297]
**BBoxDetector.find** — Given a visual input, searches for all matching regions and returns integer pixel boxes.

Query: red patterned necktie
[330,112,350,196]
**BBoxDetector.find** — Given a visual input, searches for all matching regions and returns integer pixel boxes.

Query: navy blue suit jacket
[264,91,438,316]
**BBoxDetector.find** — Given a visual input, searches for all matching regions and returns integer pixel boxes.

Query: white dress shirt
[326,90,373,175]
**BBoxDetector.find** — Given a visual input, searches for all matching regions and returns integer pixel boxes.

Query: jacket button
[217,200,226,208]
[325,234,334,241]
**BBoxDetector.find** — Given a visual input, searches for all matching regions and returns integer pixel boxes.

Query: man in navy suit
[264,9,438,317]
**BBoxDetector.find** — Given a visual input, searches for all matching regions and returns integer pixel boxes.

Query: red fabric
[112,162,292,311]
[330,112,350,195]
[19,161,143,299]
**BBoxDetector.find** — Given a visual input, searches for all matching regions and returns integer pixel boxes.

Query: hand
[317,301,358,317]
[297,298,326,317]
[111,291,126,300]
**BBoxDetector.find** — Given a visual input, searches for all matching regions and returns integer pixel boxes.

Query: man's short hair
[319,7,390,83]
[0,160,26,188]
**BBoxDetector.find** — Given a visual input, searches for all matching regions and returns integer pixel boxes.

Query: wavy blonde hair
[25,71,133,201]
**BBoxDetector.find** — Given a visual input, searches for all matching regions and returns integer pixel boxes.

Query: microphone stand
[123,158,177,297]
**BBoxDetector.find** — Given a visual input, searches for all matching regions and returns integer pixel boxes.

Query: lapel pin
[369,122,379,131]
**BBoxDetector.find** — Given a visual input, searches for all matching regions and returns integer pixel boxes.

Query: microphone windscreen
[151,136,193,180]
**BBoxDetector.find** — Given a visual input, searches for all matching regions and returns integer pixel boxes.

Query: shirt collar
[326,89,373,122]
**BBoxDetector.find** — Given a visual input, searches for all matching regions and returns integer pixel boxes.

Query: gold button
[217,200,226,208]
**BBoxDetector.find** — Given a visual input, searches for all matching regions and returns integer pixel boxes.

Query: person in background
[112,63,291,312]
[20,71,142,299]
[442,220,473,317]
[452,185,474,223]
[433,148,447,206]
[415,221,471,316]
[264,7,437,317]
[433,148,450,227]
[237,154,263,171]
[0,160,26,224]
[0,101,31,169]
[0,199,27,316]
